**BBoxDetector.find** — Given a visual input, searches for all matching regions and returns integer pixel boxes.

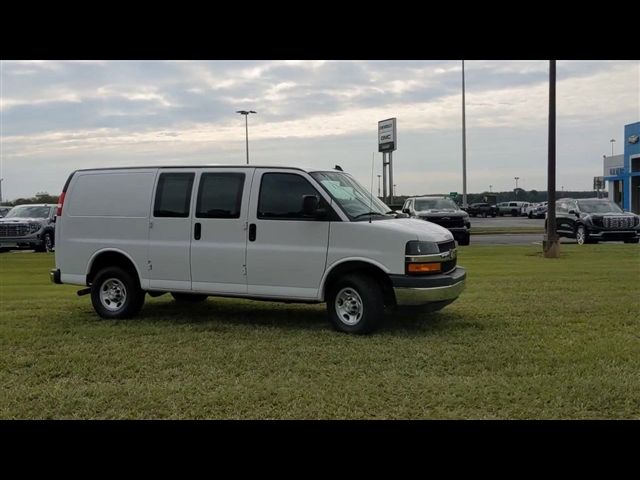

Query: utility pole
[544,60,560,258]
[489,184,492,193]
[0,178,3,204]
[236,110,256,164]
[610,138,616,156]
[377,175,381,197]
[462,60,468,209]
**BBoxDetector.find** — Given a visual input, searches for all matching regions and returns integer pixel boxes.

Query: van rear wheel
[327,274,384,334]
[91,266,145,319]
[171,292,208,303]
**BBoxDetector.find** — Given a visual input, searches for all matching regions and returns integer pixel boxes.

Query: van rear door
[148,169,196,291]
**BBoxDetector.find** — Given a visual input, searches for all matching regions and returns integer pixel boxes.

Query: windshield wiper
[353,211,387,219]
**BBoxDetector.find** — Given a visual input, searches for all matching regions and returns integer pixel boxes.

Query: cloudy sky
[1,60,638,200]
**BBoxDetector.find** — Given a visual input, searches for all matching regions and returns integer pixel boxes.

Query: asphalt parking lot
[469,215,545,228]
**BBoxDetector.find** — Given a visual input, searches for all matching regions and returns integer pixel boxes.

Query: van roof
[73,164,340,174]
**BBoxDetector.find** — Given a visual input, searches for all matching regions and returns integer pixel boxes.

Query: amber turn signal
[407,262,441,274]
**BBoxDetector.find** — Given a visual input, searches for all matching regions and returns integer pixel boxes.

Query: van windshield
[310,171,391,219]
[5,206,51,218]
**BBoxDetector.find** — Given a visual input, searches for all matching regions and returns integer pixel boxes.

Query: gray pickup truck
[0,204,56,252]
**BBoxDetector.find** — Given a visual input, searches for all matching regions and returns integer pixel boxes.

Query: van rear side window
[154,173,194,218]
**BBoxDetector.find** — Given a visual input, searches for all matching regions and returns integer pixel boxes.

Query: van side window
[196,173,245,219]
[258,173,323,220]
[153,172,195,218]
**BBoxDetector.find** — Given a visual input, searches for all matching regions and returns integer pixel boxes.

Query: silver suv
[0,204,56,252]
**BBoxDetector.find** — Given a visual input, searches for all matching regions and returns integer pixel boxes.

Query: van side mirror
[302,195,326,218]
[568,209,576,215]
[402,208,410,214]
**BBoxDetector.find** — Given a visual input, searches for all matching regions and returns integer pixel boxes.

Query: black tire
[482,212,487,218]
[326,274,384,334]
[528,212,533,219]
[458,235,470,246]
[511,210,518,216]
[171,292,208,303]
[91,266,145,319]
[624,238,639,244]
[575,225,589,245]
[42,231,54,252]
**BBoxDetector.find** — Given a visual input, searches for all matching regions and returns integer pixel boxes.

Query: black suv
[465,202,497,217]
[550,198,640,244]
[402,196,471,245]
[0,204,56,252]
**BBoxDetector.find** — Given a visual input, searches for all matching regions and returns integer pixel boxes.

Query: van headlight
[405,241,439,255]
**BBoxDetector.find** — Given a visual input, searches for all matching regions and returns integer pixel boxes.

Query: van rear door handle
[194,222,201,240]
[249,223,256,242]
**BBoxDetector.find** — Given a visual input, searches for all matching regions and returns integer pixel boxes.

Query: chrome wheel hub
[335,287,363,326]
[576,227,585,245]
[99,278,127,311]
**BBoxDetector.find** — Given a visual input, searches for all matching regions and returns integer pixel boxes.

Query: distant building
[603,121,640,213]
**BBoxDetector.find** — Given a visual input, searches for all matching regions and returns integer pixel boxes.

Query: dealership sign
[378,118,397,152]
[629,134,639,144]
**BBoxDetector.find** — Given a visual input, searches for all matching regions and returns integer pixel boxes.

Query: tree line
[1,192,60,207]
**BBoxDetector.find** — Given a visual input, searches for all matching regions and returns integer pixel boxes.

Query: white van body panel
[244,168,332,300]
[190,168,254,295]
[147,168,196,291]
[322,218,454,298]
[56,169,156,286]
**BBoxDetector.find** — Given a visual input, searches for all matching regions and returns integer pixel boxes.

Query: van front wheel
[91,266,145,319]
[327,274,384,334]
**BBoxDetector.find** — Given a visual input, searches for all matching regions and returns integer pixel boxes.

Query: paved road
[469,215,544,229]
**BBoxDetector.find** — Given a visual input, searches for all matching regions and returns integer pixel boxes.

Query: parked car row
[0,204,56,252]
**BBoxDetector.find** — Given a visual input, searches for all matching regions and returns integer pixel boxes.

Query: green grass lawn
[1,245,639,419]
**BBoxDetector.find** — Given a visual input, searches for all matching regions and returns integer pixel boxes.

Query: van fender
[318,257,391,301]
[86,247,148,289]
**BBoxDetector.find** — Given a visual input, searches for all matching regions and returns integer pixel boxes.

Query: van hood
[366,217,454,243]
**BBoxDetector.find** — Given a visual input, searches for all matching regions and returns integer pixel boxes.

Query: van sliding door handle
[194,222,201,240]
[249,223,256,242]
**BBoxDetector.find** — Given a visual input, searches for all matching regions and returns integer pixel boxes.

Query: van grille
[437,240,456,253]
[421,216,465,228]
[0,224,30,237]
[603,216,635,229]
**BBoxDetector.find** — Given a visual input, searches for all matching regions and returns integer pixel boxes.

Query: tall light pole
[610,138,616,156]
[489,184,492,193]
[514,176,520,197]
[236,110,256,164]
[544,59,559,258]
[0,178,3,204]
[461,60,468,209]
[393,184,397,197]
[377,175,381,197]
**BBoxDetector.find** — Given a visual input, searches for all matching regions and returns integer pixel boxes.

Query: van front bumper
[389,267,466,306]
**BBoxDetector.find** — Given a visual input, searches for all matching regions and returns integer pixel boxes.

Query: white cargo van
[51,165,466,333]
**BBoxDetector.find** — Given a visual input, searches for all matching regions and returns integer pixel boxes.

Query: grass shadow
[133,295,481,336]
